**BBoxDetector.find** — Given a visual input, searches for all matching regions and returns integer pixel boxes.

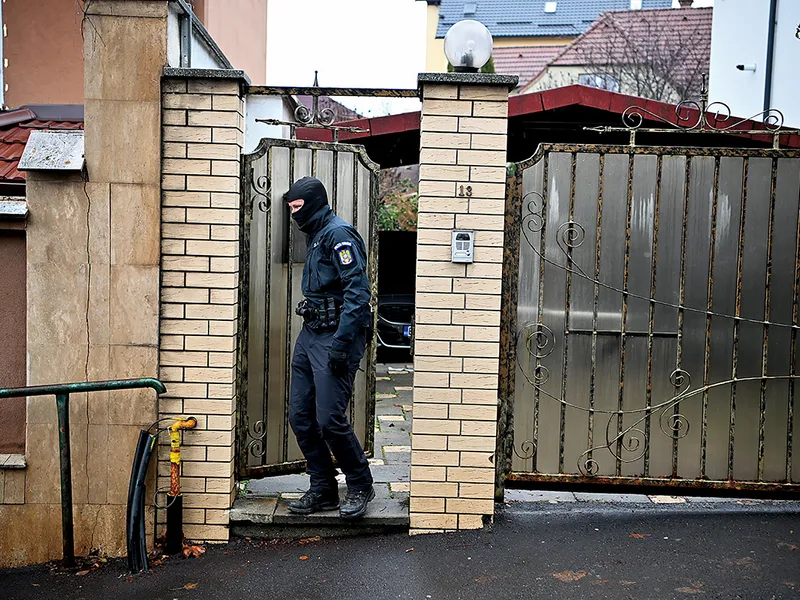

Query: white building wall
[243,95,292,154]
[709,0,800,127]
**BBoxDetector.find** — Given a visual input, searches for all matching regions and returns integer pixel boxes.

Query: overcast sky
[266,0,714,118]
[266,0,428,117]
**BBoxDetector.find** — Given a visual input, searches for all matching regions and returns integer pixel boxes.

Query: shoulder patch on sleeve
[337,246,355,266]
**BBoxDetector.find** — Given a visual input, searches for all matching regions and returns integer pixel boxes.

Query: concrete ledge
[0,454,26,469]
[163,67,252,86]
[418,72,518,90]
[230,495,409,539]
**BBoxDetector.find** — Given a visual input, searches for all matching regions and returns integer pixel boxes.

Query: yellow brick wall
[158,76,245,543]
[410,81,510,534]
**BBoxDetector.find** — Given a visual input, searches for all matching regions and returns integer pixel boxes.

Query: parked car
[376,294,414,351]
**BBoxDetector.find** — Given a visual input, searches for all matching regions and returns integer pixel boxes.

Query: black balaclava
[284,176,330,233]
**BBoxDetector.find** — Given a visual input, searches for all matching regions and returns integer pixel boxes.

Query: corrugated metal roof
[493,45,564,88]
[436,0,673,38]
[0,117,83,183]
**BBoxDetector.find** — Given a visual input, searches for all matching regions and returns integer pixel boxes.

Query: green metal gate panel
[238,138,379,478]
[498,144,800,495]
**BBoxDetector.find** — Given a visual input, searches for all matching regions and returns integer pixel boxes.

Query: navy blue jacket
[302,207,371,354]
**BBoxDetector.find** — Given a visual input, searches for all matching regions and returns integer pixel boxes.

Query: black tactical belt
[296,297,341,331]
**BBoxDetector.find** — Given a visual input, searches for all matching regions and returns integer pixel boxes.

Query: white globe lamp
[443,20,493,73]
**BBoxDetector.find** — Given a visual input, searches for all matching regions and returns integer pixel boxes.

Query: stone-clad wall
[157,74,246,542]
[410,76,513,534]
[0,1,168,567]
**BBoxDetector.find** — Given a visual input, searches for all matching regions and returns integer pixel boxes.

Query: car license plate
[403,325,412,339]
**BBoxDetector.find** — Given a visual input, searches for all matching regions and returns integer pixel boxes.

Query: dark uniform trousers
[289,324,373,493]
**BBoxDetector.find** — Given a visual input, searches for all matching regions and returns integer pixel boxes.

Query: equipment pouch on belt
[296,298,341,331]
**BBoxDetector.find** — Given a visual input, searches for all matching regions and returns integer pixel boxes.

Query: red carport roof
[297,85,800,150]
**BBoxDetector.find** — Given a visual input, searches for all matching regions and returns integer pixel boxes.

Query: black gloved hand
[328,349,349,377]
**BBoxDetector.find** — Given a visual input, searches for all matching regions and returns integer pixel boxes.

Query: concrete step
[230,494,409,540]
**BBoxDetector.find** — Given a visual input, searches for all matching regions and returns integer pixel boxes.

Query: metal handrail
[0,378,167,567]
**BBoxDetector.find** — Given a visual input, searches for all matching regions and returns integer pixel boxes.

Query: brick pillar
[158,70,248,542]
[410,73,517,534]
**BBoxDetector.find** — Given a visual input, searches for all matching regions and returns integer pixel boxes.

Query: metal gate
[498,138,800,495]
[238,138,379,478]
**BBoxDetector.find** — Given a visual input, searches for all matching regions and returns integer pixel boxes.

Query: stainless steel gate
[238,138,379,478]
[498,143,800,495]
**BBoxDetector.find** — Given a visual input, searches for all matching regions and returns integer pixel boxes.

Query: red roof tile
[493,45,564,89]
[525,7,712,98]
[0,118,83,183]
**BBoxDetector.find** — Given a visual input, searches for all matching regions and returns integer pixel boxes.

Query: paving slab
[229,497,278,524]
[370,464,410,483]
[504,489,577,503]
[376,431,412,447]
[383,451,411,465]
[649,495,687,504]
[375,379,399,395]
[246,474,309,496]
[272,496,408,527]
[375,404,404,416]
[574,492,652,503]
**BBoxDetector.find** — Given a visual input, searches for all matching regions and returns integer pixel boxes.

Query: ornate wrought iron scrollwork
[515,196,800,476]
[514,439,537,460]
[246,418,267,459]
[251,167,271,213]
[587,74,798,147]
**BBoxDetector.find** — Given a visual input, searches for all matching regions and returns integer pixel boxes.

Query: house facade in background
[0,0,268,109]
[417,0,672,87]
[708,0,800,127]
[524,6,712,103]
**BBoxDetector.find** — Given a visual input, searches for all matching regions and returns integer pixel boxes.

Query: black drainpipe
[763,0,778,112]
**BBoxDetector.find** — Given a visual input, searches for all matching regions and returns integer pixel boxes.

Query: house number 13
[458,185,473,197]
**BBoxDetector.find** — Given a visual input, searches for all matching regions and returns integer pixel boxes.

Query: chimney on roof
[678,0,693,7]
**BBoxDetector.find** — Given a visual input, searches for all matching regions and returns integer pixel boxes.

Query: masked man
[283,176,374,519]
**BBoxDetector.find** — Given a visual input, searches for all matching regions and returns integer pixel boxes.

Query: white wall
[709,0,800,127]
[243,95,291,154]
[166,1,231,70]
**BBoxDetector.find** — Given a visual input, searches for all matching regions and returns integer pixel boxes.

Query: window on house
[579,73,621,92]
[463,2,477,16]
[544,2,557,13]
[630,0,643,9]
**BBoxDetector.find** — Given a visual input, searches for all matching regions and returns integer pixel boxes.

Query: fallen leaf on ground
[777,542,798,551]
[299,537,321,545]
[182,545,206,559]
[76,570,90,577]
[32,584,39,587]
[299,555,309,561]
[552,570,588,582]
[675,581,705,594]
[629,533,652,539]
[474,574,497,584]
[171,583,199,591]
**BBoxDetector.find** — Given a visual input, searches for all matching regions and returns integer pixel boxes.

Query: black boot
[287,489,340,514]
[339,486,375,519]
